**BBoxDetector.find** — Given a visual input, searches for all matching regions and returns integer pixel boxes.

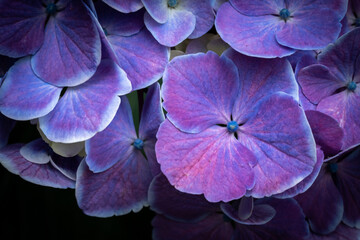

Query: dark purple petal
[144,10,196,47]
[238,93,316,197]
[103,0,143,13]
[31,1,101,87]
[229,0,284,16]
[85,97,136,173]
[309,223,360,240]
[148,174,219,222]
[0,144,75,189]
[216,2,295,58]
[286,50,316,71]
[108,29,169,90]
[51,154,82,181]
[0,114,15,149]
[156,120,256,202]
[0,57,61,120]
[76,151,152,217]
[19,138,52,164]
[294,52,318,79]
[162,51,239,133]
[152,214,234,240]
[39,59,131,143]
[295,167,344,234]
[143,140,161,177]
[0,0,46,57]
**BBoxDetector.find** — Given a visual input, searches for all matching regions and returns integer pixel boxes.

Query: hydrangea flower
[298,28,360,149]
[0,0,101,86]
[142,0,214,46]
[215,0,347,58]
[75,83,164,217]
[346,0,360,31]
[156,50,316,202]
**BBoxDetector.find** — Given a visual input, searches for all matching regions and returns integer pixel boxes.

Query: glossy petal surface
[103,0,143,13]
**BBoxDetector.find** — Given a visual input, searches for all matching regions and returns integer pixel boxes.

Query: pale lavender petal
[148,174,219,222]
[156,120,256,202]
[230,0,284,15]
[85,97,136,173]
[0,57,61,120]
[216,3,295,58]
[51,154,82,181]
[39,59,131,143]
[0,0,46,57]
[142,0,169,23]
[0,114,15,149]
[108,29,169,90]
[162,51,239,133]
[76,151,152,217]
[19,138,51,164]
[309,223,360,240]
[238,93,316,197]
[103,0,143,13]
[31,1,101,87]
[0,144,75,188]
[144,9,196,47]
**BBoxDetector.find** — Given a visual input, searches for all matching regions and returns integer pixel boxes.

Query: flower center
[347,81,357,91]
[227,121,238,133]
[133,138,144,150]
[279,8,290,21]
[355,18,360,27]
[46,3,58,16]
[168,0,178,8]
[328,163,338,173]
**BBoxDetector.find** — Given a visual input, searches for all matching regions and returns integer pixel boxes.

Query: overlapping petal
[103,0,143,13]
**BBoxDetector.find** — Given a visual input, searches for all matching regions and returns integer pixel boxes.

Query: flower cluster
[0,0,359,239]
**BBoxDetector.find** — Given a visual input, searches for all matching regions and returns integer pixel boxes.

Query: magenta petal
[39,59,131,143]
[108,29,169,90]
[31,1,101,87]
[230,0,284,16]
[162,51,239,133]
[19,139,51,164]
[156,120,256,202]
[216,2,295,58]
[76,151,152,217]
[239,93,317,198]
[0,57,61,120]
[0,0,46,57]
[103,0,143,13]
[0,144,75,189]
[85,97,136,173]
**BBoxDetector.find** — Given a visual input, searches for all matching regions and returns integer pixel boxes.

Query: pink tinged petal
[85,97,137,173]
[297,64,345,105]
[152,214,234,240]
[0,144,75,189]
[0,57,61,121]
[317,91,360,149]
[309,223,360,240]
[0,0,46,57]
[215,3,295,58]
[336,146,360,228]
[76,151,152,217]
[31,1,101,87]
[230,0,284,16]
[239,93,317,198]
[223,49,298,122]
[19,139,51,164]
[274,146,324,198]
[144,9,196,47]
[295,166,344,234]
[108,29,169,90]
[39,59,131,143]
[162,51,239,133]
[142,0,169,24]
[0,114,15,149]
[156,120,256,202]
[103,0,143,13]
[148,174,219,222]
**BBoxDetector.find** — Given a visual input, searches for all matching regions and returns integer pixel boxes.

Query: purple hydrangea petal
[19,138,52,164]
[230,0,284,16]
[274,146,324,198]
[162,51,239,134]
[156,120,256,202]
[31,1,101,87]
[85,97,136,173]
[309,223,360,240]
[0,114,15,149]
[103,0,143,13]
[223,49,298,122]
[39,59,131,143]
[148,173,219,222]
[294,51,318,79]
[238,93,316,198]
[51,154,82,181]
[152,214,234,240]
[0,57,61,120]
[336,146,360,228]
[237,197,254,220]
[295,167,344,234]
[0,144,75,189]
[186,33,213,54]
[216,2,295,58]
[287,50,316,71]
[76,151,152,217]
[108,29,169,90]
[142,0,169,23]
[144,9,196,47]
[143,140,161,177]
[0,0,46,57]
